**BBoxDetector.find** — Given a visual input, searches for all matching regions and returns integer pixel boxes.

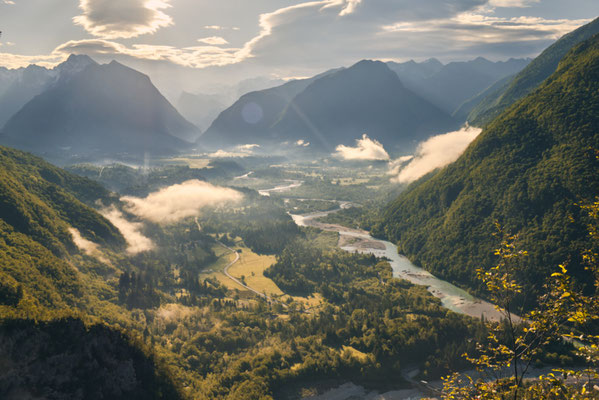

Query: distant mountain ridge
[199,68,343,150]
[0,55,96,127]
[387,56,530,117]
[468,17,599,126]
[1,55,198,161]
[201,60,457,153]
[270,60,458,152]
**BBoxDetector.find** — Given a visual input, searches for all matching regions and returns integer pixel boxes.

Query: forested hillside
[376,34,599,300]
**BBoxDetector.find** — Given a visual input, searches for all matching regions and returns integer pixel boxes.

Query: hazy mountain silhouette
[468,17,599,126]
[388,57,530,116]
[177,91,228,134]
[1,57,197,160]
[200,68,342,149]
[270,60,458,153]
[0,55,97,127]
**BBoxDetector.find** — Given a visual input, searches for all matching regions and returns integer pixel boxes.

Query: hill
[0,145,124,309]
[1,58,197,161]
[468,17,599,126]
[375,34,599,299]
[269,60,457,153]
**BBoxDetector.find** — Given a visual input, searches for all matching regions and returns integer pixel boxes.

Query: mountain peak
[55,54,97,81]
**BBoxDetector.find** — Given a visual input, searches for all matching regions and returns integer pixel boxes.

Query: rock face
[1,57,197,161]
[0,317,182,400]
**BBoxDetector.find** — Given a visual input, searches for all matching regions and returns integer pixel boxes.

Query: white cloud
[121,180,243,224]
[387,155,414,176]
[237,144,260,150]
[488,0,539,7]
[73,0,173,39]
[295,139,310,147]
[391,126,481,183]
[207,150,250,158]
[69,227,100,256]
[383,14,591,44]
[69,227,111,263]
[197,36,229,45]
[3,0,15,5]
[54,39,247,69]
[334,134,390,161]
[101,207,154,254]
[0,0,592,72]
[0,51,66,69]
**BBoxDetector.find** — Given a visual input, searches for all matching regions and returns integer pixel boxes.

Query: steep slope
[270,60,458,153]
[1,60,197,159]
[0,317,182,400]
[199,69,341,149]
[389,57,530,116]
[468,17,599,126]
[0,145,124,309]
[375,34,599,297]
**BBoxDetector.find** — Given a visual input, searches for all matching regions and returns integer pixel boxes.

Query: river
[254,179,503,321]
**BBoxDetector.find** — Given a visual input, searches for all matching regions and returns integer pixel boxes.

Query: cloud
[197,36,229,45]
[69,227,100,256]
[54,39,247,68]
[101,207,154,254]
[387,155,414,176]
[391,126,481,183]
[334,134,390,161]
[0,52,66,69]
[121,180,243,224]
[295,139,310,147]
[73,0,173,39]
[0,0,592,71]
[237,144,260,150]
[206,144,259,157]
[69,227,111,263]
[488,0,539,7]
[207,150,250,158]
[3,0,15,5]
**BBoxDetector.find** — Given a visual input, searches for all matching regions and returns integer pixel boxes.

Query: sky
[1,0,597,96]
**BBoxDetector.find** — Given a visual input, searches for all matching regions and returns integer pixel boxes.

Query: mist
[101,207,155,254]
[121,179,243,224]
[334,134,390,161]
[391,126,481,183]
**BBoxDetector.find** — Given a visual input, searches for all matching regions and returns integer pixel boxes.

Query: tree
[442,203,599,399]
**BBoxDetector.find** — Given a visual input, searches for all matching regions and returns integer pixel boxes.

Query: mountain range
[375,32,599,300]
[387,57,530,117]
[201,60,460,153]
[467,16,599,126]
[0,55,198,162]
